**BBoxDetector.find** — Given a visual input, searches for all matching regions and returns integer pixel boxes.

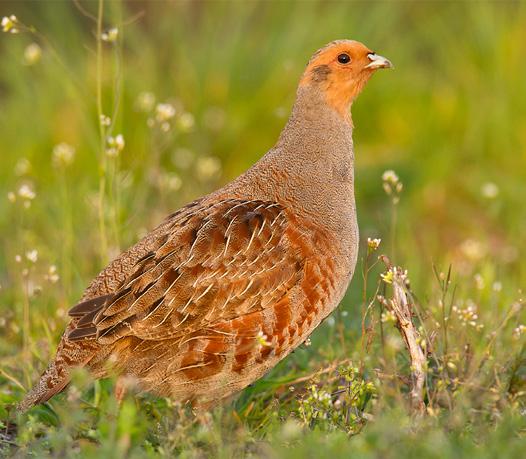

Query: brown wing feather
[68,294,111,318]
[67,199,301,346]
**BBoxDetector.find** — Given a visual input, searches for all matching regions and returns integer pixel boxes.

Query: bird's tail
[16,357,72,413]
[16,335,103,413]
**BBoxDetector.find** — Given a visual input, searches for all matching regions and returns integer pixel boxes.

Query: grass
[0,1,525,457]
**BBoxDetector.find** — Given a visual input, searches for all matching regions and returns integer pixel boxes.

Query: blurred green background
[0,1,525,457]
[1,1,525,291]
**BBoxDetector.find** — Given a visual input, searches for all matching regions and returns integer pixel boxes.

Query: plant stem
[390,201,398,262]
[360,253,369,367]
[96,0,108,265]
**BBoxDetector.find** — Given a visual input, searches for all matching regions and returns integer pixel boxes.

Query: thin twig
[281,358,353,388]
[73,0,98,22]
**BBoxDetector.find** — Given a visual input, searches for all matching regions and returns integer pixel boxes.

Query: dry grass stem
[380,256,426,416]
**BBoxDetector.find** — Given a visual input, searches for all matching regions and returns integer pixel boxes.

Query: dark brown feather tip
[68,294,111,317]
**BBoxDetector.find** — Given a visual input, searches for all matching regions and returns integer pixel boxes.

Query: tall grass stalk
[96,0,109,263]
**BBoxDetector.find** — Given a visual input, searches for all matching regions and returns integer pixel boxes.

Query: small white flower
[25,250,38,263]
[101,27,118,42]
[172,148,194,170]
[196,156,221,181]
[453,300,484,330]
[106,147,117,157]
[136,91,156,112]
[106,134,125,157]
[382,170,399,185]
[382,170,402,203]
[15,158,31,176]
[17,184,36,200]
[513,325,525,339]
[67,385,82,402]
[100,114,111,127]
[52,143,75,167]
[2,15,19,33]
[367,237,381,251]
[15,254,22,263]
[474,273,485,290]
[27,280,42,297]
[177,112,195,132]
[155,103,176,122]
[459,239,486,261]
[45,265,60,283]
[159,172,182,192]
[1,16,11,29]
[115,134,125,151]
[23,43,42,65]
[481,182,499,199]
[7,191,16,203]
[304,338,312,347]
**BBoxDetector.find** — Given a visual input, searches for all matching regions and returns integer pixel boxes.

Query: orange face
[300,40,392,117]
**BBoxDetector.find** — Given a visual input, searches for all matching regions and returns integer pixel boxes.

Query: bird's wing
[66,198,322,344]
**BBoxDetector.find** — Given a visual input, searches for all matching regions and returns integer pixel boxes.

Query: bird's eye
[337,53,351,64]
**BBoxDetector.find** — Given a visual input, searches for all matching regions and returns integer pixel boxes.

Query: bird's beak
[365,53,393,70]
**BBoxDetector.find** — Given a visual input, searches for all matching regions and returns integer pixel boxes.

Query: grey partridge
[19,40,392,412]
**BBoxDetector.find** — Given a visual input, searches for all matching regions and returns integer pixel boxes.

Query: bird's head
[300,39,392,118]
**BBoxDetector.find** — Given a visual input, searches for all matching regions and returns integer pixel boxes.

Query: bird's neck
[224,84,357,234]
[277,84,353,149]
[273,84,356,191]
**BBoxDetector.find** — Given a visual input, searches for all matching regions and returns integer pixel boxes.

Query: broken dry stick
[380,256,426,416]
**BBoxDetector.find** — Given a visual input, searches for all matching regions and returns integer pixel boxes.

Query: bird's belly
[128,295,343,406]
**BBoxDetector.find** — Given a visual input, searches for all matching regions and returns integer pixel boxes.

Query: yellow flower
[2,15,19,34]
[380,269,394,284]
[256,331,271,347]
